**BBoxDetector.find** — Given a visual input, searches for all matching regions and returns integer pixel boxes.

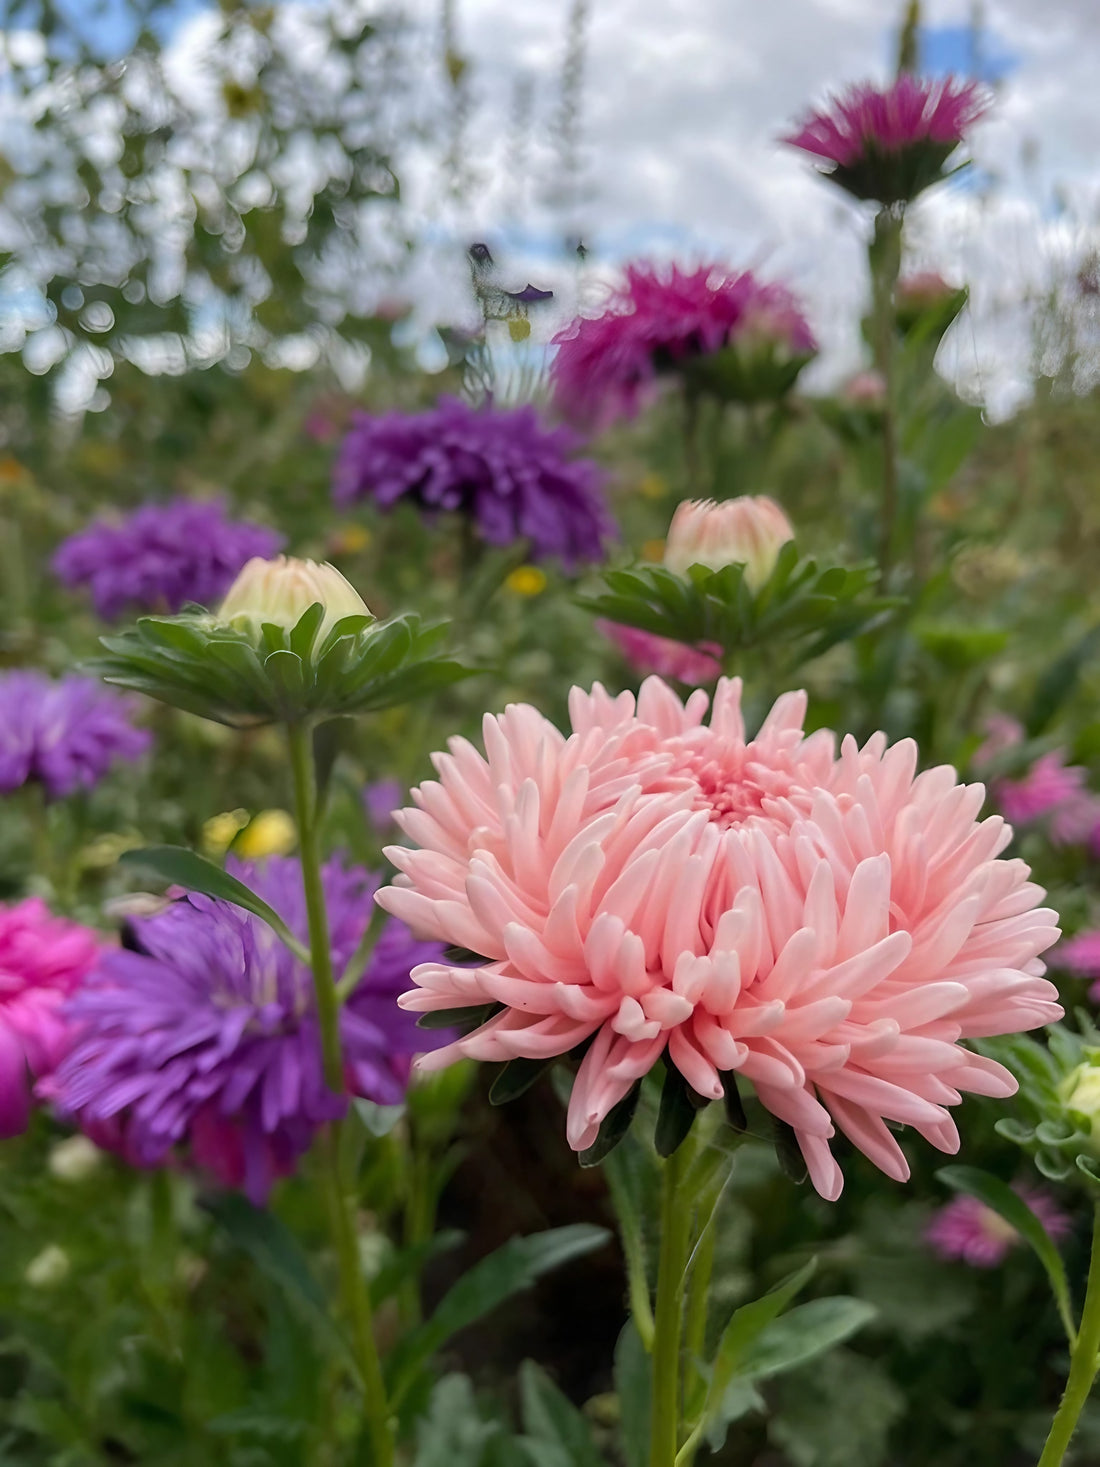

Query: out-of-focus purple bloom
[599,622,722,686]
[0,899,100,1138]
[51,855,449,1204]
[334,396,613,568]
[364,778,405,835]
[926,1186,1071,1267]
[0,672,151,801]
[551,263,816,429]
[52,498,283,619]
[784,75,989,203]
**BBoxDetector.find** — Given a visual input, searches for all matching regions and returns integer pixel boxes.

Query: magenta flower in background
[0,671,150,800]
[600,621,722,686]
[551,264,816,429]
[926,1187,1071,1267]
[1057,931,1100,1001]
[51,855,449,1204]
[334,396,614,568]
[784,75,989,204]
[993,752,1098,846]
[380,676,1060,1200]
[0,900,99,1137]
[53,498,283,619]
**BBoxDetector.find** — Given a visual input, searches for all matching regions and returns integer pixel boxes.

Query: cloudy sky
[396,0,1100,413]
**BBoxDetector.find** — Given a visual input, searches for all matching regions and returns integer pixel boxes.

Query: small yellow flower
[505,565,547,597]
[641,539,666,563]
[639,472,667,500]
[330,524,371,555]
[202,809,250,857]
[78,831,144,871]
[236,809,297,859]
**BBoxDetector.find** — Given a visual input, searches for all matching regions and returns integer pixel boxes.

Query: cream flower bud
[48,1134,103,1183]
[25,1244,71,1289]
[1060,1061,1100,1148]
[217,555,369,652]
[663,496,794,590]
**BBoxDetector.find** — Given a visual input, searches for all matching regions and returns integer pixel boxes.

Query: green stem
[320,1125,394,1467]
[286,722,343,1094]
[286,720,394,1467]
[649,1142,696,1467]
[870,207,904,579]
[1038,1202,1100,1467]
[399,1125,434,1328]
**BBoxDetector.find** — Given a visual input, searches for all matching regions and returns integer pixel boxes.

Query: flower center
[666,737,803,829]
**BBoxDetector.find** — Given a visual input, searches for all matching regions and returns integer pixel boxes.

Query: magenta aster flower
[926,1186,1071,1267]
[784,75,989,204]
[333,397,613,568]
[379,676,1061,1200]
[51,855,450,1203]
[551,264,816,429]
[52,498,283,619]
[600,622,722,686]
[0,671,151,800]
[0,900,99,1137]
[1057,931,1100,1002]
[993,752,1099,846]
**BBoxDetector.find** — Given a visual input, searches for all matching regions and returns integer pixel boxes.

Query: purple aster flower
[50,854,448,1204]
[925,1186,1071,1268]
[364,778,405,836]
[551,263,816,429]
[52,497,284,619]
[334,396,614,568]
[0,671,151,801]
[783,75,989,204]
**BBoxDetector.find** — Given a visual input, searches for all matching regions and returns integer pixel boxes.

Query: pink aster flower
[0,899,99,1138]
[784,75,989,204]
[600,622,722,687]
[551,264,816,429]
[926,1186,1071,1267]
[378,677,1061,1200]
[993,752,1095,846]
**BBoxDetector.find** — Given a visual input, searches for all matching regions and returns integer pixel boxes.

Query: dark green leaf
[655,1064,706,1158]
[489,1057,557,1105]
[739,1296,876,1381]
[519,1360,606,1467]
[613,1321,651,1467]
[579,1082,642,1167]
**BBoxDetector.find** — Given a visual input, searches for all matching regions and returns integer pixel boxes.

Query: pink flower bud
[663,497,794,589]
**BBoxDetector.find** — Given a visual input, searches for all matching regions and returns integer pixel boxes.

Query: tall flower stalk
[287,718,395,1467]
[649,1141,696,1467]
[869,207,903,576]
[1038,1203,1100,1467]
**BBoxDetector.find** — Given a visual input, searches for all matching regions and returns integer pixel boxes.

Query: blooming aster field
[6,6,1100,1467]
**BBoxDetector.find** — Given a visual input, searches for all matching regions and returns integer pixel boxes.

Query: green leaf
[353,1098,405,1137]
[416,1003,500,1033]
[738,1296,876,1381]
[205,1194,352,1368]
[118,846,307,959]
[937,1165,1075,1340]
[691,1259,817,1454]
[655,1065,707,1157]
[414,1375,501,1467]
[519,1360,607,1467]
[370,1231,465,1309]
[489,1057,557,1105]
[288,602,325,661]
[388,1226,611,1409]
[613,1321,651,1467]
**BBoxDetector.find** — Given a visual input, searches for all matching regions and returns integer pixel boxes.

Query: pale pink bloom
[379,677,1061,1200]
[0,899,99,1137]
[971,715,1024,772]
[926,1187,1071,1267]
[842,371,887,405]
[600,622,722,686]
[663,497,794,590]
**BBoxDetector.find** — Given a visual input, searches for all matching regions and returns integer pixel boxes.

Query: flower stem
[1038,1201,1100,1467]
[320,1124,394,1467]
[286,720,394,1467]
[870,207,903,579]
[286,721,343,1095]
[649,1141,696,1467]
